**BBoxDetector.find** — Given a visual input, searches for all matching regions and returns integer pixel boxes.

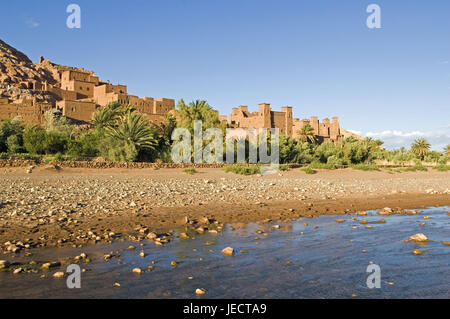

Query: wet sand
[0,167,449,250]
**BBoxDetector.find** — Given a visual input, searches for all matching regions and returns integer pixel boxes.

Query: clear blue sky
[1,0,449,150]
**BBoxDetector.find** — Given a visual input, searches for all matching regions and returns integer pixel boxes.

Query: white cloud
[438,60,449,65]
[26,18,40,28]
[360,128,450,151]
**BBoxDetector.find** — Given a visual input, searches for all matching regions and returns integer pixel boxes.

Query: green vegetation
[433,164,450,172]
[308,162,337,170]
[0,100,449,168]
[224,165,261,175]
[297,123,316,144]
[301,166,317,174]
[278,165,290,171]
[183,168,198,175]
[410,138,431,160]
[350,163,381,171]
[394,164,428,172]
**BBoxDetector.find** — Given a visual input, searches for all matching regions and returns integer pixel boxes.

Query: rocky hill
[0,39,58,86]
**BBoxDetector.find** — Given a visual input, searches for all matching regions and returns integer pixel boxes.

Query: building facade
[0,66,175,125]
[225,103,342,142]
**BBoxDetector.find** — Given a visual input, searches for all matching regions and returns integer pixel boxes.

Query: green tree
[297,123,316,144]
[0,117,24,152]
[44,109,72,136]
[6,135,23,153]
[410,138,430,160]
[104,111,158,162]
[445,144,450,156]
[175,99,226,133]
[91,102,134,130]
[23,125,47,154]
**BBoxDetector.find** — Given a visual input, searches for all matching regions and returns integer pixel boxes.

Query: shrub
[301,166,317,174]
[433,164,450,172]
[67,132,100,158]
[6,135,23,153]
[224,165,260,175]
[0,117,24,152]
[99,139,138,162]
[350,164,380,171]
[309,162,337,170]
[183,168,198,175]
[23,125,47,154]
[394,164,428,172]
[43,132,68,154]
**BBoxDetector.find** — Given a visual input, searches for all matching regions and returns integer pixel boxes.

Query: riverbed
[0,206,449,299]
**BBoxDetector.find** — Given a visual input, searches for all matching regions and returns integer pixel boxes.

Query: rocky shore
[0,166,449,254]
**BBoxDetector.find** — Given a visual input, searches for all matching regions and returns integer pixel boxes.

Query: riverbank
[0,167,449,252]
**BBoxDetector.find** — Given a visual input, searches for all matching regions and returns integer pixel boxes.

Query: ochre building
[226,103,342,142]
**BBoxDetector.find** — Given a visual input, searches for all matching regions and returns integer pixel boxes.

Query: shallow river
[0,206,449,299]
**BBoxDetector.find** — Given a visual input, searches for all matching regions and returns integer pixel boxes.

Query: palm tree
[106,111,157,151]
[297,123,316,144]
[91,102,136,129]
[91,106,118,129]
[445,144,450,156]
[410,138,431,160]
[174,99,225,133]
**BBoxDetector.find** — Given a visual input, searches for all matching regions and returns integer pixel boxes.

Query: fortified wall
[226,103,342,142]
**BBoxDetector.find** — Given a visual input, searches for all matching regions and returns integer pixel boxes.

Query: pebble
[195,288,206,296]
[53,271,65,278]
[132,268,143,274]
[0,260,10,269]
[221,247,234,256]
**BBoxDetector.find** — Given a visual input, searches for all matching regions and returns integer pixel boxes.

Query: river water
[0,206,449,299]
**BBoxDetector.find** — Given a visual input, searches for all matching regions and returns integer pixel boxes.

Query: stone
[126,245,136,250]
[221,247,234,256]
[146,232,157,240]
[139,251,146,258]
[53,271,65,278]
[13,267,23,274]
[132,268,143,274]
[180,232,189,239]
[408,233,428,242]
[0,260,10,269]
[170,261,178,267]
[195,288,206,296]
[336,219,344,223]
[412,249,422,255]
[42,261,61,269]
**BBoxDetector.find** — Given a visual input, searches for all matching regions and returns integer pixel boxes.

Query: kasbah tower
[0,40,345,142]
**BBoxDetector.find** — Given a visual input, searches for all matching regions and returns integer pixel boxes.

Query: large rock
[408,233,428,242]
[221,247,234,256]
